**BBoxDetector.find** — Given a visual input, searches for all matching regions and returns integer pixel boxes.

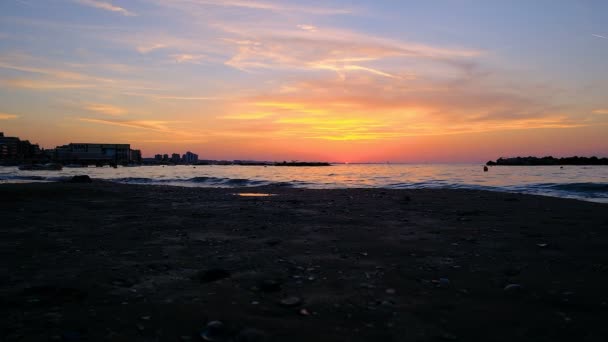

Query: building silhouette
[0,132,40,162]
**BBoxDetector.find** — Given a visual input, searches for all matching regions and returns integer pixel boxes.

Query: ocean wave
[1,166,606,203]
[112,175,285,188]
[0,175,49,181]
[539,182,608,193]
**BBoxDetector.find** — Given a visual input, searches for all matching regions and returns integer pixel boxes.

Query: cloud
[218,23,481,80]
[593,109,608,114]
[0,78,95,89]
[136,43,167,54]
[74,0,136,16]
[79,118,174,132]
[220,112,273,120]
[154,95,222,100]
[297,25,317,33]
[170,53,207,64]
[0,59,89,80]
[0,113,19,120]
[84,103,127,116]
[0,53,169,93]
[156,0,352,15]
[215,69,587,141]
[592,34,608,40]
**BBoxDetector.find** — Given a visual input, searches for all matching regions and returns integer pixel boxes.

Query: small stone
[504,284,523,293]
[537,243,548,248]
[200,321,226,341]
[136,324,145,332]
[385,288,396,295]
[68,175,92,183]
[140,316,151,320]
[299,308,311,316]
[279,296,302,307]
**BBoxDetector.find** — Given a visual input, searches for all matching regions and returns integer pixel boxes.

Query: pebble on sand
[279,296,303,307]
[504,284,523,293]
[200,321,227,341]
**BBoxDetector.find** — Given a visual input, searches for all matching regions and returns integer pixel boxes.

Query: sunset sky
[1,0,607,162]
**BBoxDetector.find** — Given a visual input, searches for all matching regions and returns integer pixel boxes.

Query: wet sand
[1,182,608,341]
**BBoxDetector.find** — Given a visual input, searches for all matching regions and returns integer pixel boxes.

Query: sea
[1,164,607,203]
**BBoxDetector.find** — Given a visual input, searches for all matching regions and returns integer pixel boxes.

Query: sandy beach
[1,182,608,341]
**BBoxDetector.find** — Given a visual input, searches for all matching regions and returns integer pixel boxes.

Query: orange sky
[1,1,607,162]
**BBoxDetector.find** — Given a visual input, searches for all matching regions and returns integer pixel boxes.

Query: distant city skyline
[1,1,607,163]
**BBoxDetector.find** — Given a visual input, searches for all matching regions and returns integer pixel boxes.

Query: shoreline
[1,176,607,204]
[2,182,608,341]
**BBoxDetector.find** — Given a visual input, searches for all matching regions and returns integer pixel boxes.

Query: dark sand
[1,182,607,341]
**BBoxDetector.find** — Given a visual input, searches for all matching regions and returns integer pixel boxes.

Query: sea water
[1,164,607,203]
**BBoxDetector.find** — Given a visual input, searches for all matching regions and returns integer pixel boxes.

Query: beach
[1,182,608,341]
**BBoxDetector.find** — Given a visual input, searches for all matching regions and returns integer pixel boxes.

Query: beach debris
[235,328,268,342]
[504,284,523,293]
[68,175,92,183]
[299,308,311,316]
[536,243,548,248]
[432,278,450,287]
[200,321,227,341]
[279,296,302,307]
[195,268,231,283]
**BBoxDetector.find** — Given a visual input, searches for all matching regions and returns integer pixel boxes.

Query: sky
[0,0,607,162]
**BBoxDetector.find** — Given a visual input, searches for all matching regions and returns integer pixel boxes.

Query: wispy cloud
[220,112,273,120]
[216,68,586,141]
[84,103,127,116]
[297,24,317,32]
[0,78,95,89]
[170,53,207,64]
[74,0,136,16]
[157,0,352,15]
[136,43,167,54]
[592,34,608,40]
[218,23,481,80]
[0,59,89,80]
[0,113,19,120]
[79,118,174,132]
[593,109,608,114]
[154,95,222,100]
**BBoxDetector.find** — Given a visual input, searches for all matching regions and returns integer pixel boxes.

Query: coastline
[2,182,608,341]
